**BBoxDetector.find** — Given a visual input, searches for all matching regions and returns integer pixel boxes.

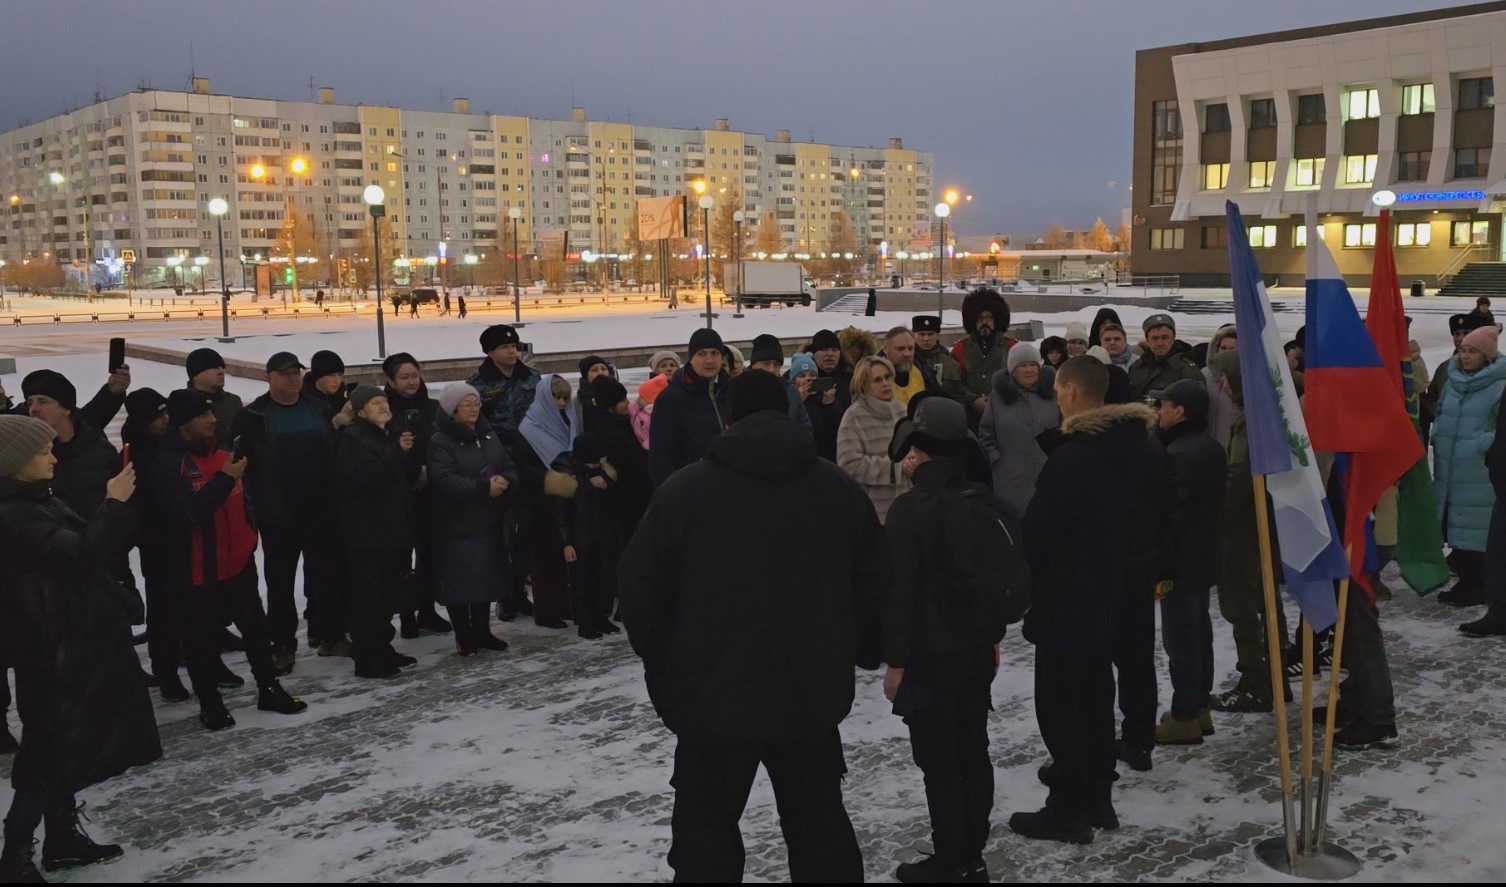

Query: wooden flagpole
[1251,474,1298,868]
[1300,622,1316,852]
[1315,554,1354,847]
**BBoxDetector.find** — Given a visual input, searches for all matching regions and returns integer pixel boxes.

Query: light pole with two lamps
[364,184,389,358]
[208,197,232,340]
[508,206,524,327]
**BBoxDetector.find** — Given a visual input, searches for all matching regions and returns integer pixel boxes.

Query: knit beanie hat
[165,389,215,428]
[438,383,479,417]
[749,334,784,365]
[1463,324,1500,360]
[810,329,841,352]
[727,370,789,423]
[0,415,58,477]
[789,352,819,378]
[21,369,77,411]
[578,355,609,379]
[125,388,169,423]
[309,350,345,382]
[185,347,226,379]
[1085,345,1112,365]
[590,375,629,411]
[688,327,724,356]
[648,350,680,374]
[1006,342,1042,373]
[349,384,386,415]
[1064,322,1089,344]
[382,352,420,379]
[638,373,669,406]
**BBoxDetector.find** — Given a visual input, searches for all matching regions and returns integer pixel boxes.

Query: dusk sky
[2,0,1435,237]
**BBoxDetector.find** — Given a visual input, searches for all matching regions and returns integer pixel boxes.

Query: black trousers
[1112,585,1158,753]
[260,522,345,649]
[1034,645,1116,816]
[905,647,996,865]
[186,563,279,700]
[348,549,406,668]
[142,545,187,676]
[668,728,862,883]
[503,498,536,612]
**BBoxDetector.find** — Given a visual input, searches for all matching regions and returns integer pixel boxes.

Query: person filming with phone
[791,352,845,463]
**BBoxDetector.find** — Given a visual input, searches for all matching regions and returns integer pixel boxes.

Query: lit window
[1344,154,1378,184]
[1396,223,1431,247]
[1400,84,1436,116]
[1345,88,1380,120]
[1248,225,1277,248]
[1293,226,1328,247]
[1452,220,1491,246]
[1294,158,1325,187]
[1248,161,1276,189]
[1202,163,1229,190]
[1149,228,1184,250]
[1343,223,1377,248]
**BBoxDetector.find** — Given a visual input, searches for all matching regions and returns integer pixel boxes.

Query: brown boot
[1198,707,1215,736]
[1156,712,1204,745]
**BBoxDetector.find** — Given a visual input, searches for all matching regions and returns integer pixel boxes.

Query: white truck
[723,261,816,307]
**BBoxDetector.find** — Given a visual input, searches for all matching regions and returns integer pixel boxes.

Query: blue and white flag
[1225,201,1348,631]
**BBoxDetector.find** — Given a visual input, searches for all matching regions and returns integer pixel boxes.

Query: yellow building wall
[795,142,830,253]
[492,115,530,252]
[589,122,634,252]
[885,147,919,245]
[359,106,405,259]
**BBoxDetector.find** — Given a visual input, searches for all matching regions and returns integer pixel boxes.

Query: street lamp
[364,184,388,358]
[166,254,184,291]
[194,256,209,294]
[208,197,232,339]
[699,194,714,328]
[464,252,478,290]
[934,202,951,319]
[732,210,746,318]
[508,206,524,326]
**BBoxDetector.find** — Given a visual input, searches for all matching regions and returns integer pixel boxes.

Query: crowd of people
[0,285,1500,881]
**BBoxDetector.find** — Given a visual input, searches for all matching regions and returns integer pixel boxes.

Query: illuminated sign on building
[1394,190,1486,202]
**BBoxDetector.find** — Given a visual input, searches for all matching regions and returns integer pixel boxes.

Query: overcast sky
[1,0,1435,236]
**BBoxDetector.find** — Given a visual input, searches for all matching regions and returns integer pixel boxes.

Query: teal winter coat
[1433,355,1506,551]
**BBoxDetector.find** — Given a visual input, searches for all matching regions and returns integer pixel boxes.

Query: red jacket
[149,436,258,587]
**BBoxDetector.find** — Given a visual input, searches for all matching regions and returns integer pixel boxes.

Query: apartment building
[0,79,932,284]
[1132,2,1506,286]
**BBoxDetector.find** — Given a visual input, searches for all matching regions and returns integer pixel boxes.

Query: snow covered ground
[1,290,1503,882]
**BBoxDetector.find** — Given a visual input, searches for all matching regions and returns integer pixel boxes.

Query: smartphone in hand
[121,442,131,469]
[231,435,246,462]
[108,338,126,374]
[405,409,421,426]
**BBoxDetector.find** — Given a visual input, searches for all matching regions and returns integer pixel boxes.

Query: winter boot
[1198,707,1215,736]
[210,659,245,688]
[1461,614,1506,637]
[894,855,990,883]
[449,606,477,656]
[399,612,420,640]
[1155,712,1204,745]
[474,605,509,651]
[157,672,191,703]
[578,620,603,640]
[0,837,45,883]
[1007,804,1094,845]
[41,805,123,872]
[256,681,309,715]
[597,615,621,635]
[1115,738,1152,772]
[385,650,419,669]
[1333,719,1398,749]
[198,694,235,731]
[416,607,452,634]
[353,658,401,680]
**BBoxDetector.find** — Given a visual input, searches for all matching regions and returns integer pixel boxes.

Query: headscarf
[519,373,580,468]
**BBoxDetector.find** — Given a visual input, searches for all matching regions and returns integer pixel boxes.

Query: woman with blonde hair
[836,356,910,523]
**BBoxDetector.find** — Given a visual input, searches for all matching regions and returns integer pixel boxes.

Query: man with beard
[882,327,940,407]
[809,329,853,407]
[950,288,1015,419]
[185,349,243,449]
[911,315,970,412]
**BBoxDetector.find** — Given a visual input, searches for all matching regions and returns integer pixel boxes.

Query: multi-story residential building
[0,79,932,285]
[1132,2,1506,287]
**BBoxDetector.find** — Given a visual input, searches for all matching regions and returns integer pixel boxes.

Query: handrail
[1440,242,1493,286]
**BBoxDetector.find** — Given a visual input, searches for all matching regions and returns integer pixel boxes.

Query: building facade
[1132,2,1506,287]
[0,79,932,286]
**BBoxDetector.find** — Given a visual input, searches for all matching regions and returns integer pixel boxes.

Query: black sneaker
[1115,739,1152,773]
[1210,687,1273,714]
[386,651,419,668]
[210,659,245,688]
[0,837,43,883]
[40,805,123,872]
[199,698,235,731]
[1008,807,1094,844]
[399,613,420,640]
[895,854,990,883]
[256,681,309,715]
[157,673,191,703]
[354,662,401,680]
[416,608,452,634]
[1461,616,1506,637]
[1333,719,1398,749]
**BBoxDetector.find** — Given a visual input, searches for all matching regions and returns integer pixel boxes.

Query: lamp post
[166,254,184,292]
[464,252,478,290]
[508,206,524,327]
[194,256,209,294]
[732,209,745,318]
[364,184,388,358]
[934,202,950,319]
[699,194,714,328]
[208,198,231,339]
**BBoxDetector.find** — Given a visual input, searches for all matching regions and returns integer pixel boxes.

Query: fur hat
[480,324,521,353]
[438,384,480,416]
[20,370,77,411]
[1463,324,1500,360]
[0,415,58,478]
[837,326,879,361]
[960,287,1010,338]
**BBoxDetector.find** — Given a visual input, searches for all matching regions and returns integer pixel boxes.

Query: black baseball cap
[265,352,305,373]
[1149,379,1210,418]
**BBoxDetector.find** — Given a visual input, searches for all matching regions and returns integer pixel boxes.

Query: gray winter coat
[977,366,1060,517]
[425,412,520,606]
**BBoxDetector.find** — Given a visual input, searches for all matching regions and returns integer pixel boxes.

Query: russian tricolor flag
[1226,202,1349,632]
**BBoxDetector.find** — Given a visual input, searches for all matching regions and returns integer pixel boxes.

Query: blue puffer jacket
[1433,355,1506,551]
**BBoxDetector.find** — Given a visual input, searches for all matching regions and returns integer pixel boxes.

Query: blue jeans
[1159,586,1213,720]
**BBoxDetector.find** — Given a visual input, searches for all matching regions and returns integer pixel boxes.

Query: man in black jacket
[882,397,1004,884]
[1150,380,1227,744]
[1011,357,1163,844]
[382,353,452,638]
[230,352,344,669]
[647,327,730,486]
[620,370,886,883]
[20,370,121,521]
[185,348,243,449]
[337,386,420,679]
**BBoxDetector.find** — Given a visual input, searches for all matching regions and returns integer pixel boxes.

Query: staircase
[1167,298,1292,315]
[821,292,872,313]
[1438,262,1506,299]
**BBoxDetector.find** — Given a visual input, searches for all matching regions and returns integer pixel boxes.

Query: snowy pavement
[4,565,1505,883]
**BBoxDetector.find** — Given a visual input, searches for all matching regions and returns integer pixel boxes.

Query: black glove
[1035,427,1065,456]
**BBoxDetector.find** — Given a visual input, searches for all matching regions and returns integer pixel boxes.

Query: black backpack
[933,484,1032,645]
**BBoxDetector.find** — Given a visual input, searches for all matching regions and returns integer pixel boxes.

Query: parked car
[394,286,441,305]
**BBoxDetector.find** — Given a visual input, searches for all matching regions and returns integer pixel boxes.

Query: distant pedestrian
[315,289,325,308]
[442,292,451,316]
[409,296,420,318]
[457,294,467,318]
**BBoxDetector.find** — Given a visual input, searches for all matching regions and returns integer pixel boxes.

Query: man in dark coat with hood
[950,288,1015,419]
[648,327,732,486]
[620,370,886,883]
[185,348,243,449]
[20,370,121,521]
[1011,357,1163,845]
